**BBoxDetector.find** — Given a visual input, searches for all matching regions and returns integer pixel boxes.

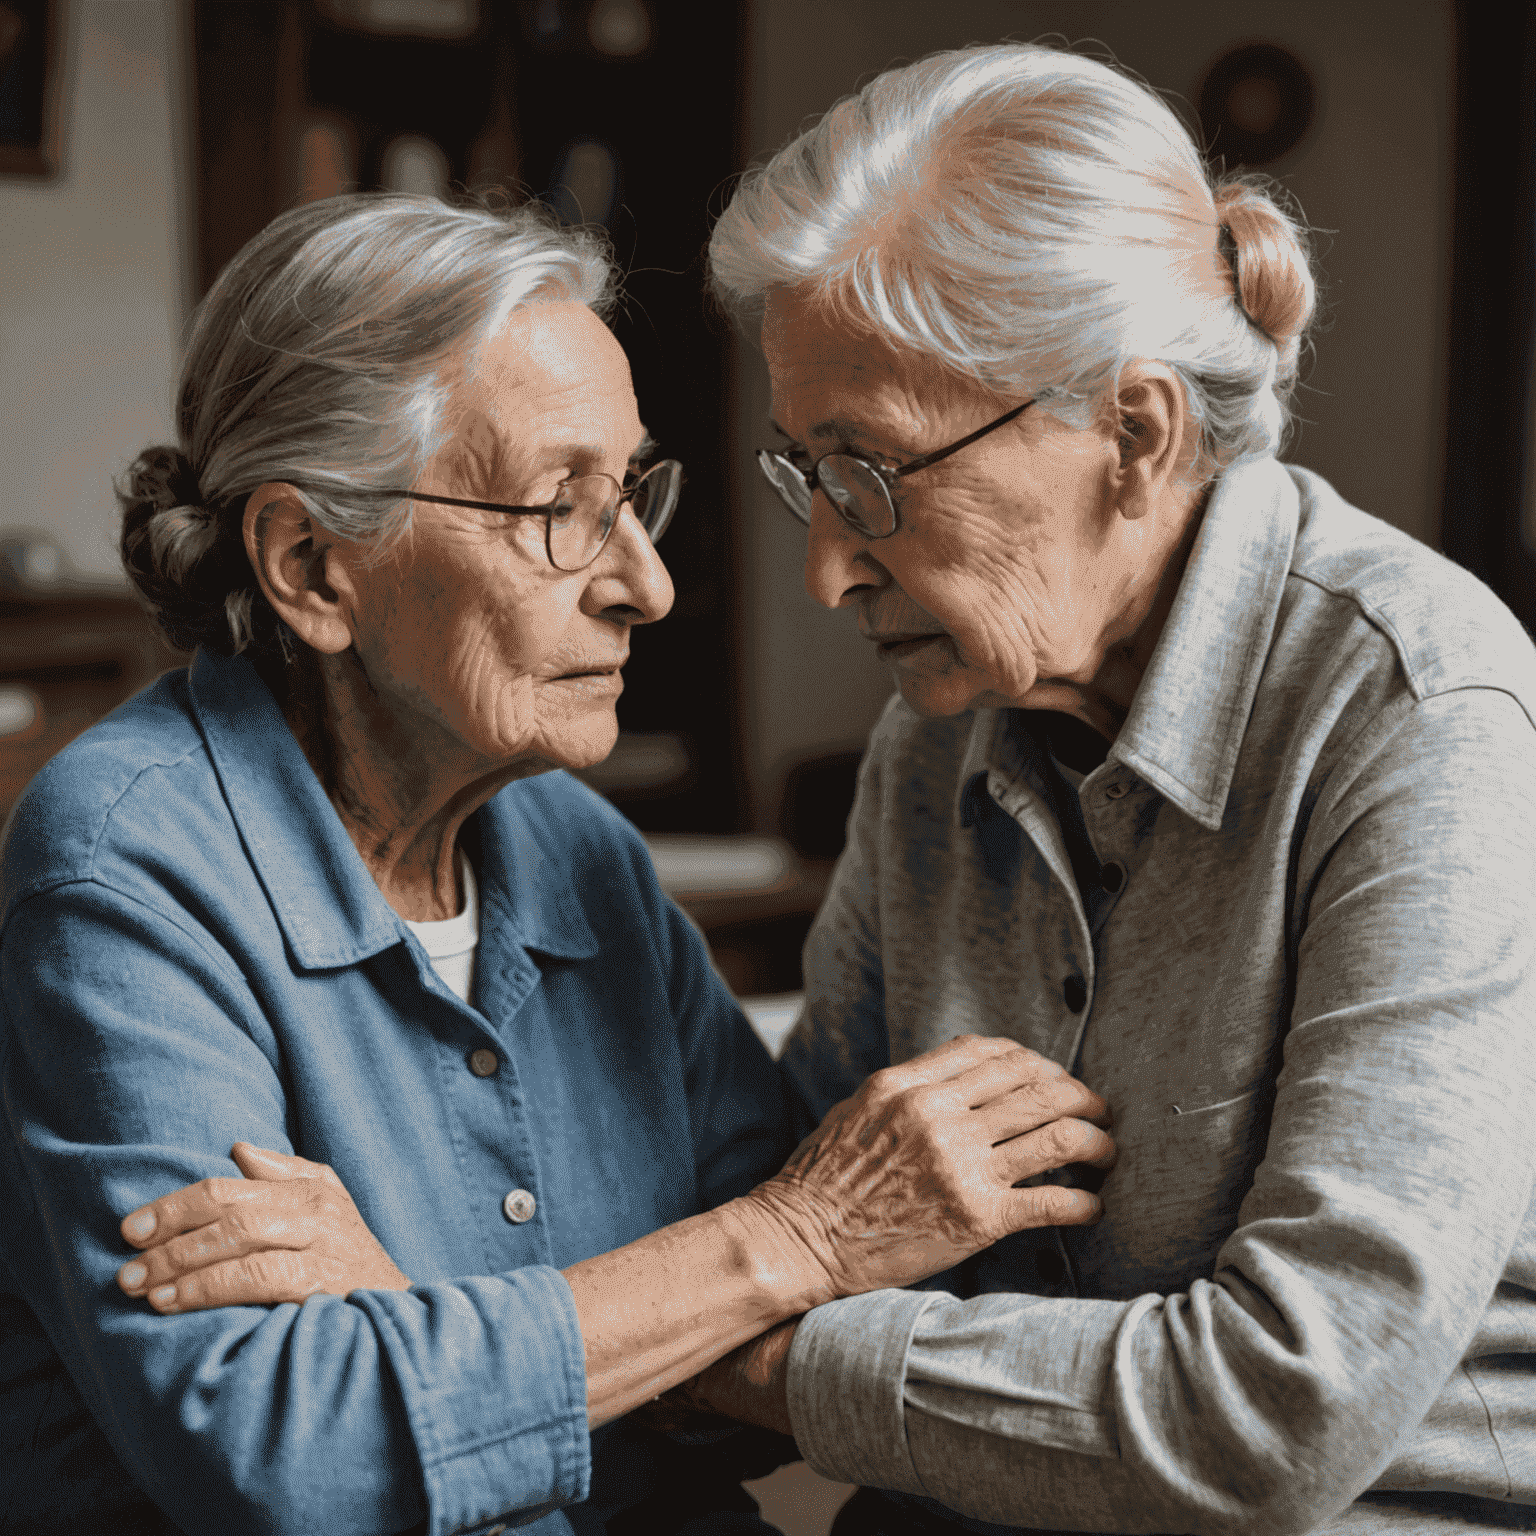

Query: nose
[591,503,674,625]
[803,495,883,610]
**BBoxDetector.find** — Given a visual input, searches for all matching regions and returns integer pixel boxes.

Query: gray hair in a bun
[118,193,618,658]
[118,445,270,655]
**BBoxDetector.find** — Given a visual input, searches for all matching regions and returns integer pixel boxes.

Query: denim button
[1063,975,1088,1013]
[469,1048,499,1077]
[1100,860,1127,894]
[1105,781,1130,800]
[502,1189,536,1224]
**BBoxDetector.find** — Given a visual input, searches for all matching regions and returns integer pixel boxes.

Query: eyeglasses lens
[817,455,897,538]
[631,460,682,545]
[546,477,609,572]
[757,450,814,525]
[547,462,683,572]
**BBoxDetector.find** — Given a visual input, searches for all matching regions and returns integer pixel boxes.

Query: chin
[476,702,620,780]
[894,672,993,720]
[544,711,622,773]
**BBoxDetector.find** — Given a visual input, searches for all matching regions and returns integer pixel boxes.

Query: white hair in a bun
[709,41,1320,472]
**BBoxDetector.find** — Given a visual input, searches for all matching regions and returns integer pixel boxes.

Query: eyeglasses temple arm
[378,489,547,516]
[891,399,1035,480]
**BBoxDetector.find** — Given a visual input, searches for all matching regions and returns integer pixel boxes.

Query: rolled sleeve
[352,1270,589,1534]
[787,1287,937,1493]
[790,1288,1137,1514]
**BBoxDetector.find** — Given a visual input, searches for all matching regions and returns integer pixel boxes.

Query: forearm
[571,1032,1111,1431]
[567,1196,824,1427]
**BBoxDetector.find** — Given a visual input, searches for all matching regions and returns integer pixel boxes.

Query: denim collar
[189,651,597,970]
[953,456,1299,832]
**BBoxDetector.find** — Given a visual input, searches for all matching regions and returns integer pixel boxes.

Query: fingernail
[125,1211,155,1240]
[120,1262,146,1289]
[150,1285,176,1308]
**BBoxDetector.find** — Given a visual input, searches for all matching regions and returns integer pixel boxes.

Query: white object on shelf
[0,687,38,737]
[643,834,793,896]
[316,0,481,37]
[739,992,804,1059]
[380,133,451,196]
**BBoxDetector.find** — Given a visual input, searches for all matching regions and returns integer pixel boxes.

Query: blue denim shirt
[0,650,797,1536]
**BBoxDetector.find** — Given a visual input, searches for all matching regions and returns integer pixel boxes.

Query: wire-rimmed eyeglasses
[756,399,1034,538]
[375,458,684,572]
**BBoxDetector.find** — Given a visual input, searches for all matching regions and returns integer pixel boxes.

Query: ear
[1108,364,1193,522]
[242,484,356,655]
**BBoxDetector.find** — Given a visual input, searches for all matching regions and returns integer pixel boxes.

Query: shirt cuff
[351,1266,590,1536]
[786,1287,941,1493]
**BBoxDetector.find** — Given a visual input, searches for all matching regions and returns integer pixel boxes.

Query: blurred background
[4,0,1532,1049]
[0,2,1531,1530]
[2,0,1534,1046]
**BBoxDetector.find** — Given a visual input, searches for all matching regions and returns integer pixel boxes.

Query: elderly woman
[0,194,1115,1534]
[683,40,1536,1536]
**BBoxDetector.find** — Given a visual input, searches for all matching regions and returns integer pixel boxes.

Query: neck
[1028,483,1209,743]
[282,648,529,922]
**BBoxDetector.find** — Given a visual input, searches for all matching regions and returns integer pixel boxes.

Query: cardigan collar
[953,456,1300,832]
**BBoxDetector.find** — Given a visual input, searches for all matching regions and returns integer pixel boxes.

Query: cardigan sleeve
[778,732,891,1125]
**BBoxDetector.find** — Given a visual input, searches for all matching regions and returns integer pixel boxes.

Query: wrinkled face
[763,290,1147,719]
[338,300,673,775]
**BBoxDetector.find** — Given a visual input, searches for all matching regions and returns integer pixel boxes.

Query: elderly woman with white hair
[678,39,1536,1536]
[0,194,1116,1534]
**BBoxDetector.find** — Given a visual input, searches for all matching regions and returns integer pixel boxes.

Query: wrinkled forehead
[762,289,896,379]
[761,289,975,448]
[470,301,635,418]
[448,300,643,467]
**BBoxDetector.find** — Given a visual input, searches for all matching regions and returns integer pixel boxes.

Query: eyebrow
[770,416,904,459]
[531,428,657,475]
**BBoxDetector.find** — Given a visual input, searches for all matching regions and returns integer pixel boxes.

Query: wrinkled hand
[743,1035,1114,1306]
[116,1143,410,1313]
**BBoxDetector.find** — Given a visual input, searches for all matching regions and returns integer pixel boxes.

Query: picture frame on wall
[0,0,64,177]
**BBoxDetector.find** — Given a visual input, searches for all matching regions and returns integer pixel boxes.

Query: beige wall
[734,0,1455,829]
[0,0,192,584]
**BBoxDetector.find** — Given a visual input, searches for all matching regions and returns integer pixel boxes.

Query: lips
[872,632,946,657]
[556,654,627,679]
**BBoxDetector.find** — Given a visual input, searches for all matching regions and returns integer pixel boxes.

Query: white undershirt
[403,849,480,1004]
